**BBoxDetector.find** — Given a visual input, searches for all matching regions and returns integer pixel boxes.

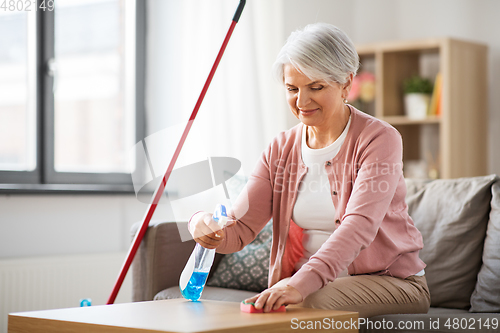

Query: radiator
[0,252,132,333]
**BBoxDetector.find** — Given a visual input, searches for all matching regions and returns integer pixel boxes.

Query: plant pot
[404,93,431,119]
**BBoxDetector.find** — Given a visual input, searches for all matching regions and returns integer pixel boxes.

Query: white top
[292,116,351,275]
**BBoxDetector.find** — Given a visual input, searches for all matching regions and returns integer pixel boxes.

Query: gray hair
[273,23,359,85]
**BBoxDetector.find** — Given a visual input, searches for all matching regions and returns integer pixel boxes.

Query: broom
[107,0,246,305]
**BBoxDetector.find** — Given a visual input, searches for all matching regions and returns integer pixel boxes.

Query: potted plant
[403,75,433,119]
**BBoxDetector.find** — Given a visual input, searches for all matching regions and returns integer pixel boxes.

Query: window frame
[0,0,146,193]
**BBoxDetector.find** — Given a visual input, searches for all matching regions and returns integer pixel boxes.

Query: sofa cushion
[470,180,500,312]
[205,221,272,292]
[405,175,496,310]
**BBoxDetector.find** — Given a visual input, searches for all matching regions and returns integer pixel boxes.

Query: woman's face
[283,64,349,128]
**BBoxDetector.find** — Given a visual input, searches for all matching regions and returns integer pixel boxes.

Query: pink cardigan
[216,106,426,299]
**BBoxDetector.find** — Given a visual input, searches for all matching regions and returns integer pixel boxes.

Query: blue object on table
[80,298,92,307]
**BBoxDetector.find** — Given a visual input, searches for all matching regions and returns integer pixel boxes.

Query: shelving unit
[355,38,488,179]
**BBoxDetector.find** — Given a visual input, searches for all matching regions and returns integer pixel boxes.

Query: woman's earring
[343,98,348,104]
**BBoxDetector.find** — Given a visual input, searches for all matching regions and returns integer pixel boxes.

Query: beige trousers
[275,274,431,318]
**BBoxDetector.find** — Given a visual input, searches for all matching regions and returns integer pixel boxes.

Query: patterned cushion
[206,221,272,292]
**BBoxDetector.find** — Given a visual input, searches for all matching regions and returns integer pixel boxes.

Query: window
[0,0,145,191]
[0,7,36,179]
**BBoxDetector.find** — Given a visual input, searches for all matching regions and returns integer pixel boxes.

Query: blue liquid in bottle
[180,204,228,301]
[180,270,209,301]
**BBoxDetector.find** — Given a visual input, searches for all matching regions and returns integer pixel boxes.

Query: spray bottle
[179,204,228,301]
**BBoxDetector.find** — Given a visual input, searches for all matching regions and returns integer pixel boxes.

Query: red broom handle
[107,0,246,305]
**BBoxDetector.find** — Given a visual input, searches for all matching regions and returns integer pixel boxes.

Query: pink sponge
[240,301,286,313]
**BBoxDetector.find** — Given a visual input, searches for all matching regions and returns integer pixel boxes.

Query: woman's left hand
[244,285,303,312]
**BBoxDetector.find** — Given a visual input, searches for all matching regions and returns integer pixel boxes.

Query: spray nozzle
[213,204,228,228]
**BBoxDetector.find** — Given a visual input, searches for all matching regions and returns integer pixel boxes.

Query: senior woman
[188,23,430,318]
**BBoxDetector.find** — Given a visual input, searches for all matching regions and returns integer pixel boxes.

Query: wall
[282,0,500,176]
[0,192,183,332]
[0,193,180,259]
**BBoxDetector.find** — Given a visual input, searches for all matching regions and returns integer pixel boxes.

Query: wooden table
[9,299,358,332]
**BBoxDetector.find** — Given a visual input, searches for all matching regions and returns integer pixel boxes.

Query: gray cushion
[405,175,497,309]
[205,221,272,292]
[155,286,258,303]
[470,180,500,312]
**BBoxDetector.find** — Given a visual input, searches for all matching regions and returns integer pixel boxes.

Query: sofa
[132,175,500,332]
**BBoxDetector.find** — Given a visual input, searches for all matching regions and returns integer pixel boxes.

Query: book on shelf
[428,72,442,116]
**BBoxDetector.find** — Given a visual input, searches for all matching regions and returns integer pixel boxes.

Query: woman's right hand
[188,212,230,249]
